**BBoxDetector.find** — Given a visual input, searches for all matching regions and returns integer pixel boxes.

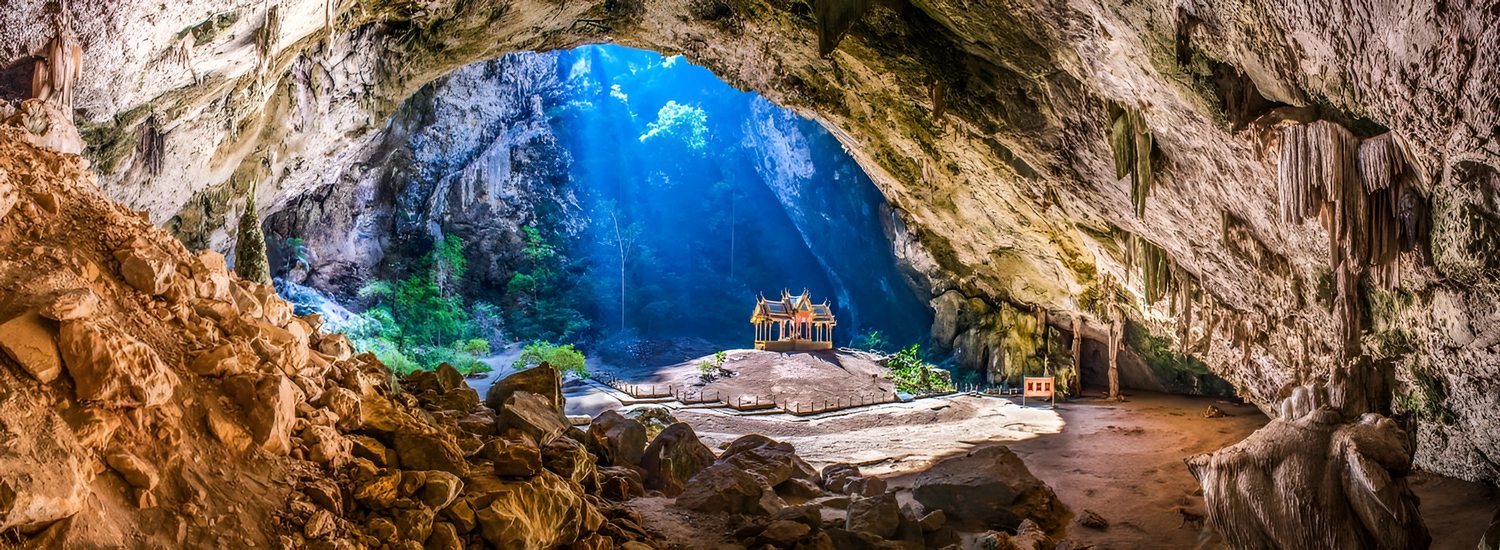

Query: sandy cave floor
[470,353,1497,548]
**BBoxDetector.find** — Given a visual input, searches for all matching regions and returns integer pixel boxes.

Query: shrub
[885,343,955,395]
[697,351,729,383]
[513,341,588,378]
[854,330,891,353]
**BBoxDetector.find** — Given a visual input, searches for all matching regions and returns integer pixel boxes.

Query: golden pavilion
[750,289,836,351]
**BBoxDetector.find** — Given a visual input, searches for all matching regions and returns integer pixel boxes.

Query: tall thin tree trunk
[611,209,627,332]
[729,188,737,279]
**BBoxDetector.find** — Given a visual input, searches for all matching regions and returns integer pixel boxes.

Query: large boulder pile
[0,126,662,548]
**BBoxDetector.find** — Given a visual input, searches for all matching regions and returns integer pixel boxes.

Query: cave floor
[674,389,1495,548]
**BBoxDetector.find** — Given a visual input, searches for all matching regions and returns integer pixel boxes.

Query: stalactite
[135,114,166,177]
[256,3,283,68]
[1276,122,1424,356]
[1276,121,1355,223]
[1135,236,1174,306]
[32,8,83,113]
[931,79,946,122]
[1110,105,1154,219]
[1174,5,1200,67]
[813,0,873,57]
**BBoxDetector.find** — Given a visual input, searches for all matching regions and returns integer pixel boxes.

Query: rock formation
[0,0,1495,544]
[0,117,658,548]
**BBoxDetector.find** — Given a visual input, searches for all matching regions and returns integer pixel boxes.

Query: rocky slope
[0,112,662,548]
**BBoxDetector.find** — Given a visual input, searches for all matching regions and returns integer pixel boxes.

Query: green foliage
[885,344,955,395]
[504,226,590,343]
[513,341,588,378]
[697,351,729,383]
[282,237,310,271]
[342,237,494,376]
[853,330,892,353]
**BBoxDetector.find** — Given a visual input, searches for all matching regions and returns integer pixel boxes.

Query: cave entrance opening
[267,44,936,376]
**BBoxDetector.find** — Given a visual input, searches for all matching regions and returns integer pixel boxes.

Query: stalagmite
[1070,316,1083,396]
[1107,306,1122,400]
[31,8,83,114]
[235,186,272,285]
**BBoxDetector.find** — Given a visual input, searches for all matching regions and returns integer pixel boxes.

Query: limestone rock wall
[0,0,1495,481]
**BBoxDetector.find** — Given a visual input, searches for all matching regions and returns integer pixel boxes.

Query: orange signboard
[1023,376,1053,398]
[1022,376,1054,408]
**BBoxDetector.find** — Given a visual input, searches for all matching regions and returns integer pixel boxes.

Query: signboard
[1022,376,1054,408]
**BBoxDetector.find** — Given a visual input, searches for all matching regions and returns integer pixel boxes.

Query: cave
[1,1,1499,549]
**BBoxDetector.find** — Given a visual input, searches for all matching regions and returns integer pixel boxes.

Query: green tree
[512,341,587,377]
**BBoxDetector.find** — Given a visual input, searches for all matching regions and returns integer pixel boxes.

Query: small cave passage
[0,58,37,103]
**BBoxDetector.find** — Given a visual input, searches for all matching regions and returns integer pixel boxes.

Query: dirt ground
[665,388,1496,548]
[479,347,1499,547]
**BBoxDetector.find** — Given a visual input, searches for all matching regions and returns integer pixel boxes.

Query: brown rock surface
[912,445,1068,533]
[0,311,63,383]
[58,320,177,408]
[640,422,717,496]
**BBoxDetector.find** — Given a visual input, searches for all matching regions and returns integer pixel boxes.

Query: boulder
[349,434,396,467]
[497,391,569,446]
[845,476,887,497]
[475,470,588,548]
[775,477,826,500]
[585,410,647,467]
[640,422,717,496]
[542,436,598,489]
[304,478,344,515]
[426,522,463,550]
[720,434,818,486]
[846,493,900,539]
[434,363,467,392]
[485,364,563,412]
[104,449,159,492]
[421,470,465,509]
[912,445,1067,533]
[190,250,233,302]
[485,437,544,478]
[58,320,177,408]
[676,463,784,515]
[189,343,241,377]
[316,333,354,361]
[40,289,98,321]
[301,425,353,468]
[821,463,861,494]
[225,374,297,455]
[760,519,812,546]
[0,311,63,383]
[0,385,92,534]
[598,466,646,501]
[114,245,174,296]
[320,387,364,431]
[394,507,437,542]
[304,509,336,539]
[354,473,402,509]
[393,430,468,476]
[204,397,253,454]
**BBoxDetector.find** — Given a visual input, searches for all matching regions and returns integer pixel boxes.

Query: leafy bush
[342,237,495,377]
[854,330,892,353]
[885,344,955,395]
[697,351,729,383]
[513,341,588,378]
